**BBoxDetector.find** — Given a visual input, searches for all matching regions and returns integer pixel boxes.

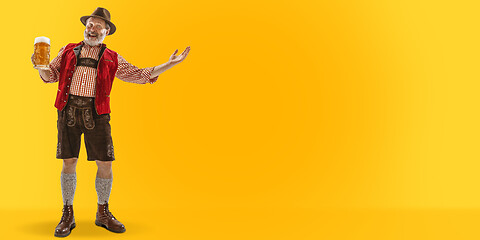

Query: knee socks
[61,172,77,206]
[61,173,113,205]
[95,177,113,204]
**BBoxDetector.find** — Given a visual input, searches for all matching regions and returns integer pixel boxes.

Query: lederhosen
[56,47,115,161]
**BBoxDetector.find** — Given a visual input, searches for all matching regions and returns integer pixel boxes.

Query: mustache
[85,28,107,36]
[86,31,98,37]
[84,29,106,46]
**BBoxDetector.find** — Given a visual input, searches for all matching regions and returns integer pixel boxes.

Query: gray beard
[84,30,106,46]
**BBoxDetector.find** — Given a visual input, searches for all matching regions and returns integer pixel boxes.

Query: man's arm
[149,46,191,80]
[150,62,176,80]
[116,46,190,84]
[115,54,158,84]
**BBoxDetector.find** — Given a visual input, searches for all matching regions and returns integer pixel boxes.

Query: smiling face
[84,17,110,46]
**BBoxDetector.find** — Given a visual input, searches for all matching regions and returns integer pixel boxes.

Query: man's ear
[106,29,110,35]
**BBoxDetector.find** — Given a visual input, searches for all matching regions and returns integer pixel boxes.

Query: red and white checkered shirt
[41,41,158,97]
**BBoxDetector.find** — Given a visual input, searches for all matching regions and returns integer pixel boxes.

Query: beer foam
[34,36,50,44]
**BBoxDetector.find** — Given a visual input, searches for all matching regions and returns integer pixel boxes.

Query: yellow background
[1,0,480,239]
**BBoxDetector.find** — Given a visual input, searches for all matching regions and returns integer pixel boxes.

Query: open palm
[168,46,190,65]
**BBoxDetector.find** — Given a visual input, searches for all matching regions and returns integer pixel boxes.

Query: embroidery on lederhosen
[71,96,92,106]
[74,44,105,70]
[56,110,64,158]
[107,143,114,158]
[107,144,114,158]
[76,58,98,68]
[82,108,95,130]
[56,142,62,158]
[104,114,114,158]
[67,96,95,130]
[66,105,76,127]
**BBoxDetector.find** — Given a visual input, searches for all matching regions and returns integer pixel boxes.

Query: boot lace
[61,205,72,222]
[103,203,117,220]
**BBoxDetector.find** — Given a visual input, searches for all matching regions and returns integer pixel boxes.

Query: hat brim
[80,15,116,35]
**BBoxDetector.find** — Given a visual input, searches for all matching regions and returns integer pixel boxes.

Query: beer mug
[33,36,50,70]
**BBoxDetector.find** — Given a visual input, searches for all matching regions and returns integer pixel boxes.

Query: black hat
[80,7,116,35]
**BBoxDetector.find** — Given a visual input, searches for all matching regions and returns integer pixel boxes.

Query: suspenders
[73,42,107,69]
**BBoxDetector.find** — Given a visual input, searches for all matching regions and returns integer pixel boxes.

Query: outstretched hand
[168,46,190,65]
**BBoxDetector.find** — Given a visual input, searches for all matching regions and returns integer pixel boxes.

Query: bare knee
[96,160,112,169]
[62,158,78,174]
[96,160,112,178]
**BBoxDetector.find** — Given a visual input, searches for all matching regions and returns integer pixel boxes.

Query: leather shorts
[56,94,115,161]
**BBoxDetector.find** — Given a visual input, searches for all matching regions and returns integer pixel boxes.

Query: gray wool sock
[95,177,113,204]
[61,172,77,206]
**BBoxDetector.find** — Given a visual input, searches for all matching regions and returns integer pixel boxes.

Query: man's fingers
[182,48,190,58]
[171,47,190,62]
[181,47,189,56]
[176,47,190,61]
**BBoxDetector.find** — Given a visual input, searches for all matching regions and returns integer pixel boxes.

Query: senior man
[32,7,190,237]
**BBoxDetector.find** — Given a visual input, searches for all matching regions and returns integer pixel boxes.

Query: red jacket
[54,41,119,115]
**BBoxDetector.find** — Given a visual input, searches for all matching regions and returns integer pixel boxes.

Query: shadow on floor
[18,220,136,237]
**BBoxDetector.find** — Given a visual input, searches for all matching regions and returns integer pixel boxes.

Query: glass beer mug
[33,36,50,70]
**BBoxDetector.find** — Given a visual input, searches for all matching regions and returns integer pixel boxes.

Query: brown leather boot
[95,203,126,233]
[54,205,76,237]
